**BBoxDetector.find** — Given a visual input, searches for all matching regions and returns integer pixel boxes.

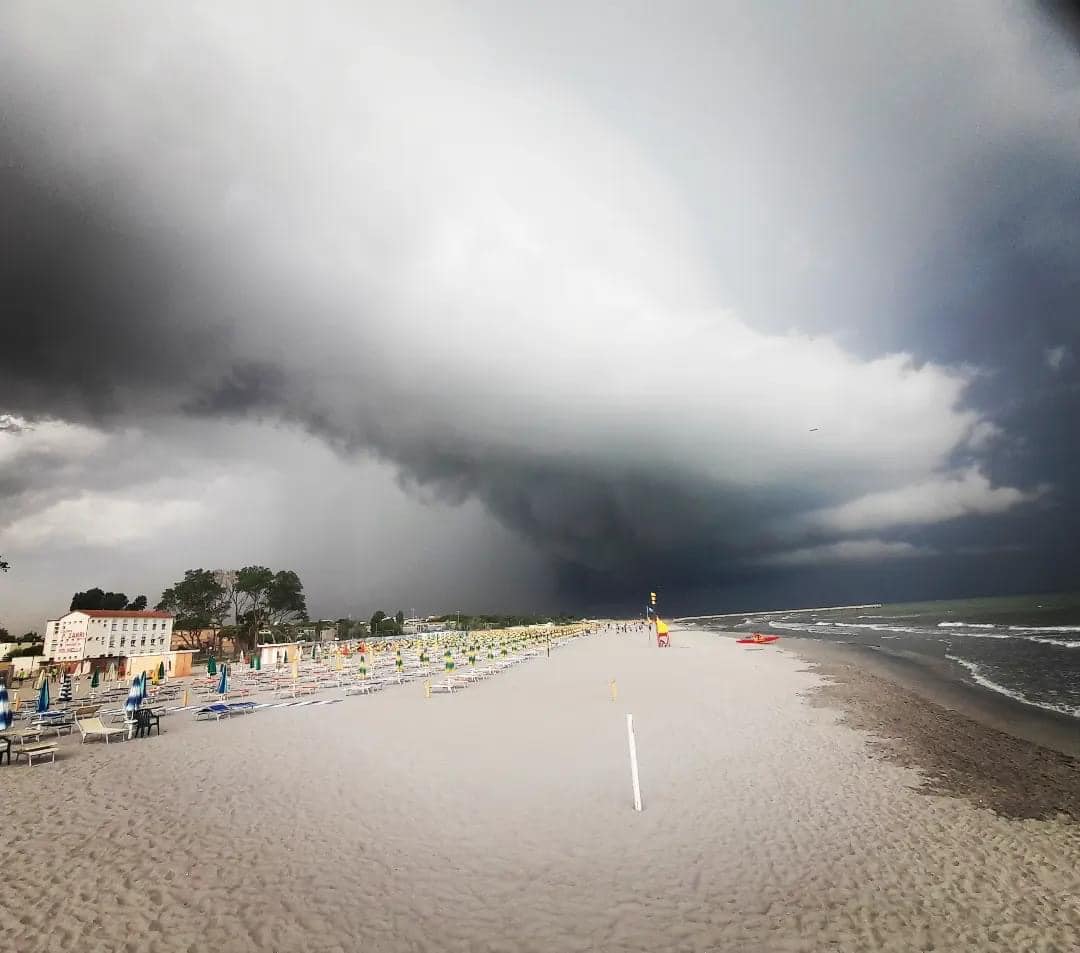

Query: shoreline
[781,638,1080,821]
[785,637,1080,759]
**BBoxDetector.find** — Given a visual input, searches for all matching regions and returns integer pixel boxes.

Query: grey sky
[2,2,1079,632]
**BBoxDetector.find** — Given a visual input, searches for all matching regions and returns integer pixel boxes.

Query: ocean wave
[946,654,1080,719]
[1007,625,1080,633]
[1027,637,1080,649]
[942,632,1015,640]
[937,622,996,628]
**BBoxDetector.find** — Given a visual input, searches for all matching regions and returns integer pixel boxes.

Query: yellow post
[424,680,432,699]
[610,679,618,702]
[182,687,189,707]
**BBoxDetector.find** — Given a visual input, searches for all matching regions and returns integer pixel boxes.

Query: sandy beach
[2,628,1078,953]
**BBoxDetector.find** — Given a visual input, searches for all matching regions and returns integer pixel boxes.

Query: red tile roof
[77,610,173,618]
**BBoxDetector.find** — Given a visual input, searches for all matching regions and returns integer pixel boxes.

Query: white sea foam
[942,632,1015,640]
[937,622,996,628]
[946,654,1080,718]
[1008,625,1080,633]
[1027,637,1080,649]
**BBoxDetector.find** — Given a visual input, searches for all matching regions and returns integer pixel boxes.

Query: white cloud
[1045,345,1069,371]
[759,539,932,567]
[0,1,1067,611]
[799,467,1043,536]
[0,418,108,467]
[2,493,203,548]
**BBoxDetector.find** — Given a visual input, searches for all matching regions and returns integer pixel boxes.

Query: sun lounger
[30,711,74,737]
[427,680,457,694]
[14,741,58,765]
[343,682,379,696]
[226,702,257,714]
[194,703,232,721]
[76,715,127,744]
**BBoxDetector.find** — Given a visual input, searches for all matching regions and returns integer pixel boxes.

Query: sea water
[687,593,1080,719]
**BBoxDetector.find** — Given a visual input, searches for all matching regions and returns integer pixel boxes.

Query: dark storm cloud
[2,1,1079,616]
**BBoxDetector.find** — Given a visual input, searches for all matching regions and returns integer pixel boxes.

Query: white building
[44,610,175,663]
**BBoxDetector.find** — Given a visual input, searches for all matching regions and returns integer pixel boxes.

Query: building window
[111,622,117,631]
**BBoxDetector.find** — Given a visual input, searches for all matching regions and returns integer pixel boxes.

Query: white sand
[2,629,1077,952]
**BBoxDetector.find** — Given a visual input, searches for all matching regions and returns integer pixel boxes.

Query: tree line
[428,612,581,629]
[70,589,148,611]
[157,567,307,653]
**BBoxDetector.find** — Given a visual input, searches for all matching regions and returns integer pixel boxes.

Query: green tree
[70,588,133,611]
[267,570,308,627]
[369,610,386,636]
[234,566,275,648]
[157,569,230,652]
[126,595,148,611]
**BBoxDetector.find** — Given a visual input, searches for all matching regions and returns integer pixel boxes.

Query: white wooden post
[626,713,643,811]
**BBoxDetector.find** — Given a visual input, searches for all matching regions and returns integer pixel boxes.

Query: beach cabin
[256,642,304,669]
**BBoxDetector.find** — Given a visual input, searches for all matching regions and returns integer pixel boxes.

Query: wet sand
[1,628,1078,952]
[789,640,1080,821]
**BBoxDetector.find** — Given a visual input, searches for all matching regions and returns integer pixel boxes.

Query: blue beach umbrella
[37,678,50,714]
[0,682,11,731]
[124,677,142,715]
[139,671,150,703]
[217,664,229,695]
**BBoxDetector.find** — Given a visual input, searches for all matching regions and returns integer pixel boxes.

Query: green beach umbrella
[444,649,455,673]
[395,649,403,672]
[157,661,166,681]
[254,654,261,671]
[90,670,100,689]
[207,656,217,676]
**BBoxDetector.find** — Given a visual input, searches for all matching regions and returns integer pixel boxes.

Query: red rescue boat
[736,632,780,645]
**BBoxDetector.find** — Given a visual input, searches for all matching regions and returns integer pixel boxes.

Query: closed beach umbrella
[0,683,11,731]
[254,654,261,671]
[106,662,117,683]
[34,669,46,691]
[358,652,367,679]
[157,661,166,682]
[217,664,229,695]
[444,649,455,674]
[59,673,73,703]
[207,656,217,676]
[395,649,403,673]
[90,670,100,689]
[124,678,141,715]
[238,651,245,668]
[37,678,50,713]
[291,657,299,681]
